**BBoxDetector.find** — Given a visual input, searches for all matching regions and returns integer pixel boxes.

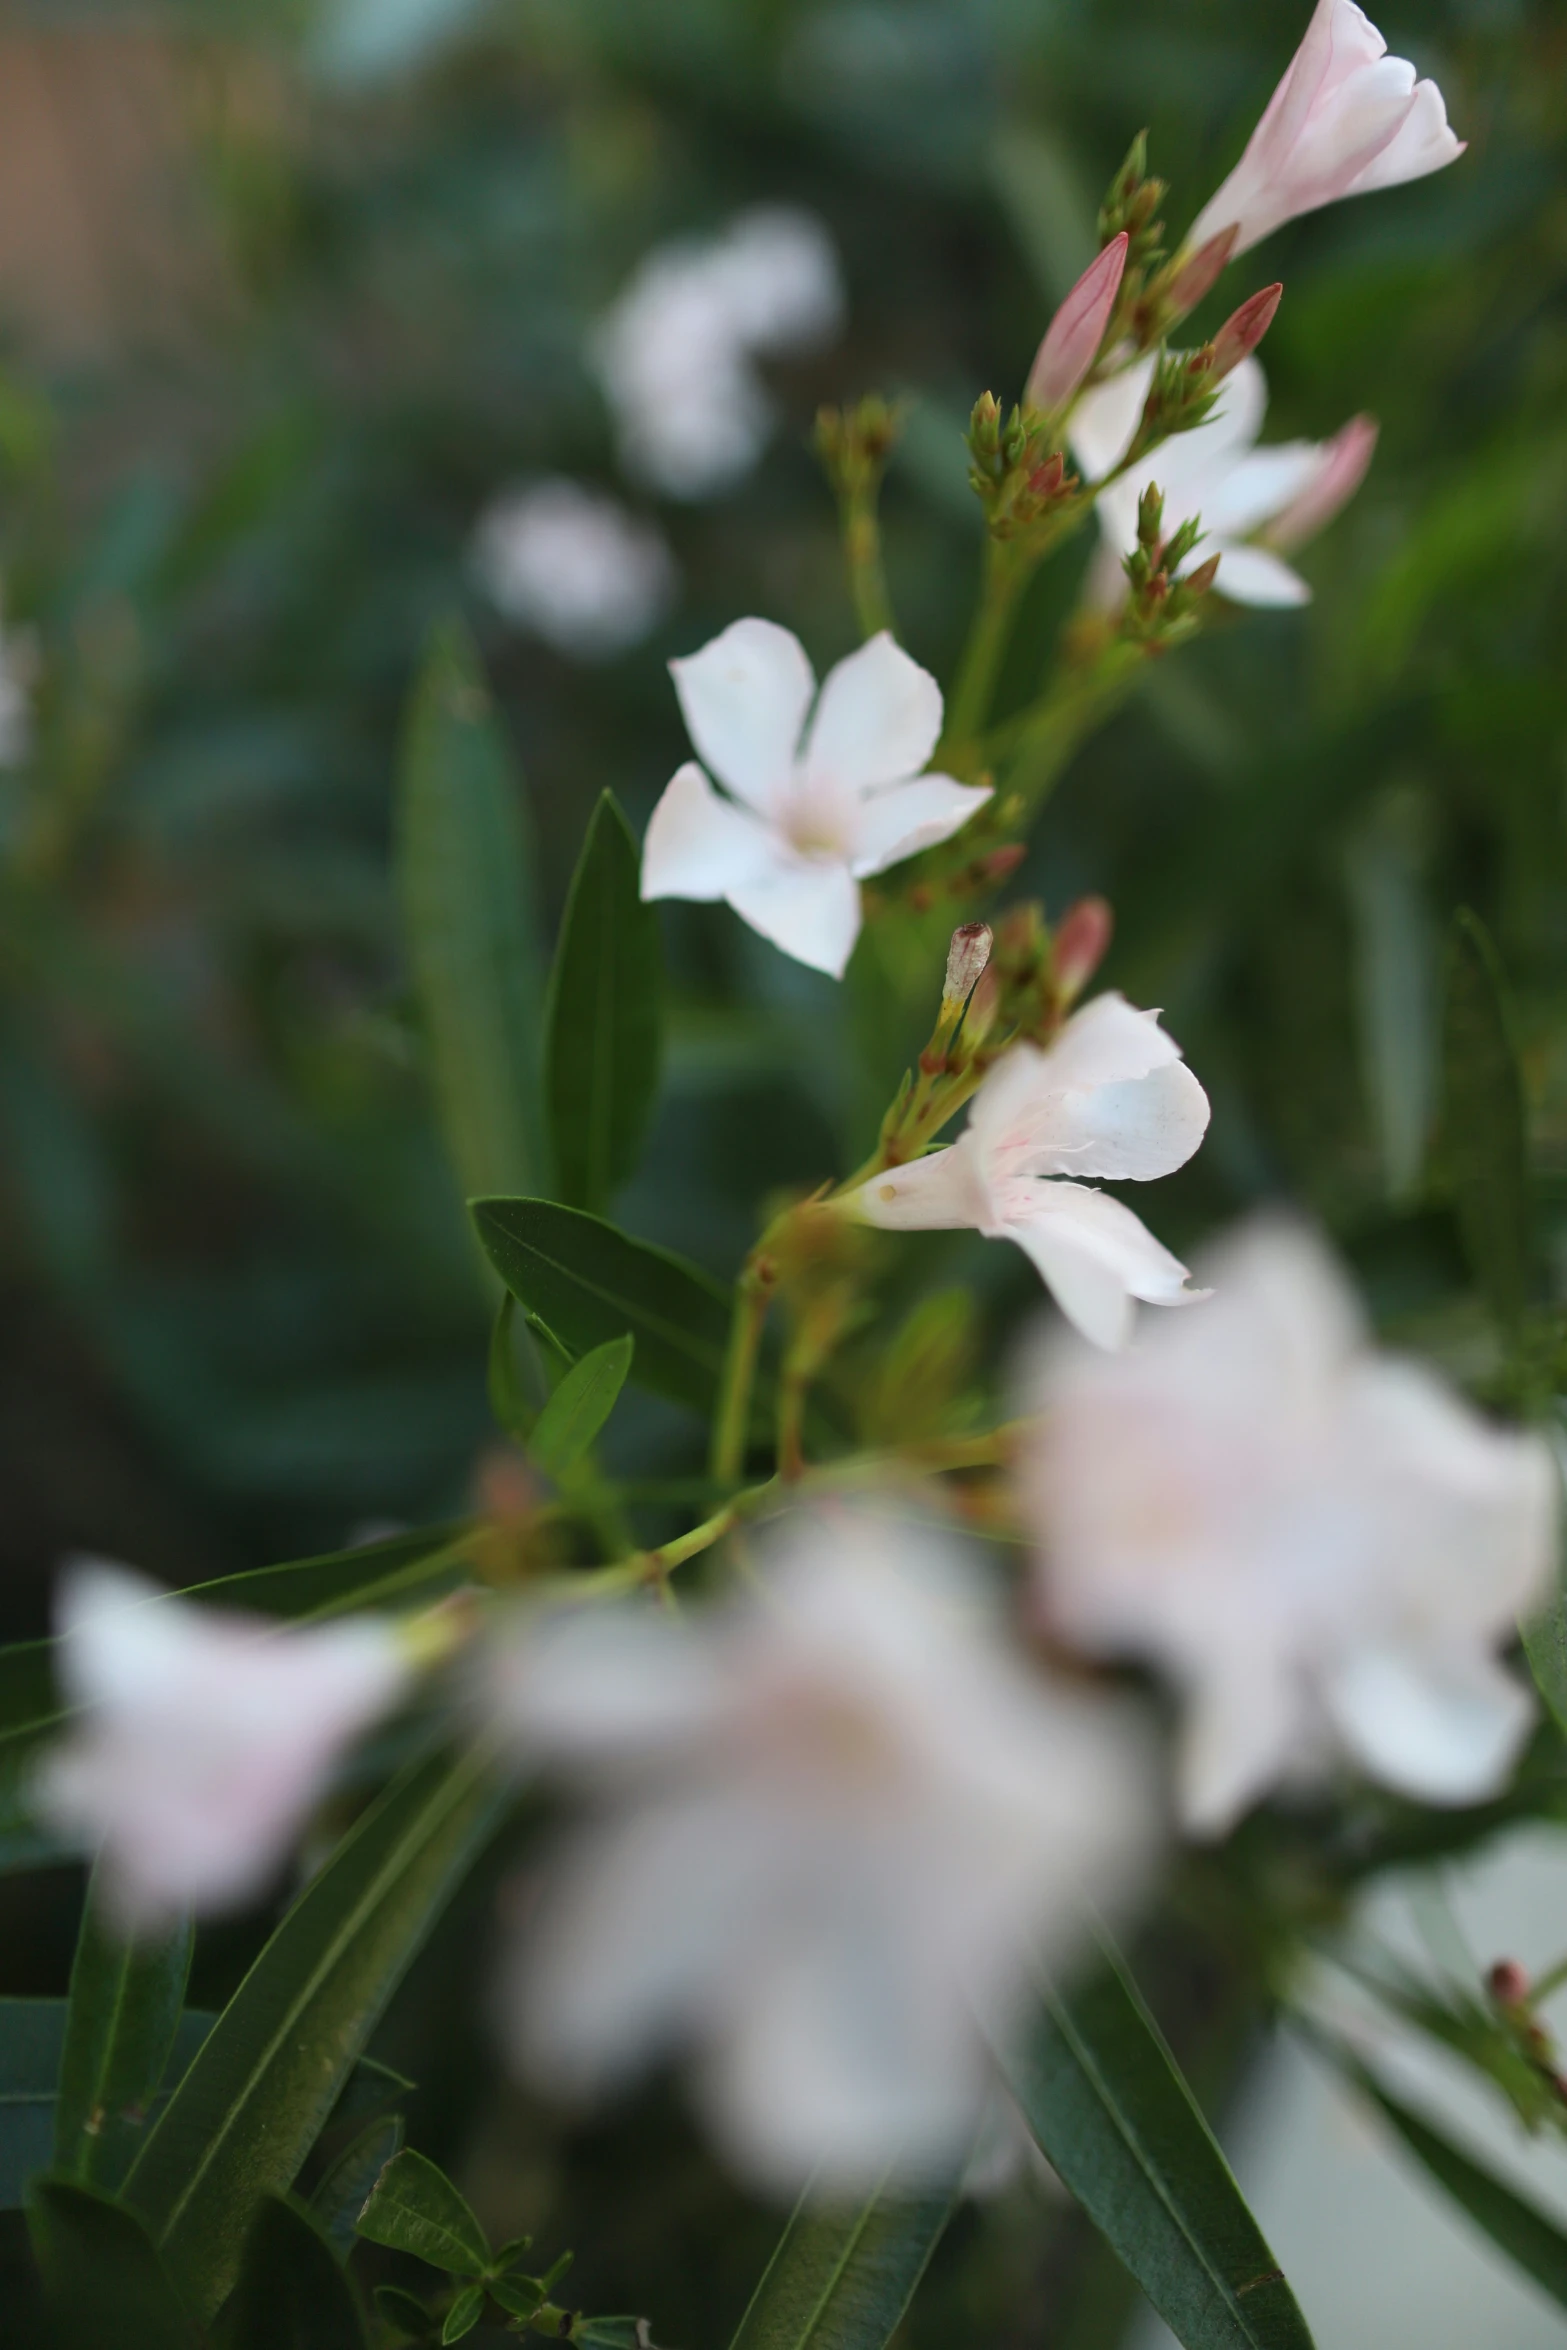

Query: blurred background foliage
[1,0,1565,2339]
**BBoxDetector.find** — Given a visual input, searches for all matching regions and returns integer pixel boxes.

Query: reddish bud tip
[1025,231,1130,412]
[1183,552,1223,597]
[1166,225,1239,319]
[980,843,1028,885]
[1051,895,1114,1002]
[1210,282,1282,382]
[1489,1959,1532,2006]
[941,920,993,1010]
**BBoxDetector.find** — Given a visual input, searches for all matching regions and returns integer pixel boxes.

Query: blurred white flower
[1187,0,1464,261]
[472,478,676,660]
[1072,355,1372,609]
[34,1562,412,1932]
[488,1506,1156,2194]
[593,207,845,500]
[843,995,1210,1350]
[640,617,989,978]
[1022,1221,1558,1837]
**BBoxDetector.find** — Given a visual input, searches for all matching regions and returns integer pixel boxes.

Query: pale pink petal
[485,1602,731,1765]
[725,856,863,978]
[1198,442,1327,538]
[640,761,782,903]
[669,618,816,814]
[1266,414,1377,550]
[1207,543,1312,606]
[1025,234,1129,413]
[845,1137,993,1233]
[800,633,945,799]
[1005,1183,1202,1351]
[1179,1660,1307,1838]
[1321,1649,1535,1805]
[844,774,992,879]
[1347,77,1464,192]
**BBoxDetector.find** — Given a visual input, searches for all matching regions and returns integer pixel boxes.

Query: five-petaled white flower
[842,994,1211,1351]
[1187,0,1463,261]
[34,1562,413,1932]
[487,1505,1156,2194]
[1022,1221,1558,1837]
[640,618,991,978]
[1073,356,1375,610]
[472,478,676,660]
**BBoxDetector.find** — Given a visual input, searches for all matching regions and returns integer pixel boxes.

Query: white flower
[1187,0,1464,261]
[1022,1221,1558,1837]
[33,1562,412,1931]
[843,994,1211,1350]
[472,478,676,660]
[593,207,844,501]
[488,1505,1156,2193]
[640,618,990,978]
[1072,355,1369,609]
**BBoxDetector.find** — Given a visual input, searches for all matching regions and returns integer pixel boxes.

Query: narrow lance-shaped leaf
[398,617,548,1209]
[472,1198,739,1419]
[727,2167,959,2350]
[28,2176,203,2350]
[1343,2054,1567,2308]
[123,1748,507,2320]
[219,2191,371,2349]
[1004,1943,1316,2350]
[546,791,664,1214]
[54,1860,192,2190]
[530,1335,635,1477]
[1443,907,1532,1329]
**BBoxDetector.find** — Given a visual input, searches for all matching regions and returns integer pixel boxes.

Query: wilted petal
[1208,543,1312,606]
[641,762,781,903]
[800,633,945,799]
[670,618,815,814]
[726,856,863,978]
[845,774,991,879]
[1322,1649,1535,1806]
[1006,1183,1201,1351]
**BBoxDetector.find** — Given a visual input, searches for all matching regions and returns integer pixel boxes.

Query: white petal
[1031,993,1188,1094]
[844,1137,993,1233]
[800,633,945,798]
[484,1601,730,1766]
[640,762,782,903]
[1030,1060,1213,1184]
[1070,356,1155,483]
[1208,543,1313,607]
[725,856,863,978]
[1005,1183,1201,1351]
[1178,1661,1306,1838]
[845,774,991,878]
[1347,78,1465,193]
[669,618,816,814]
[1322,1649,1535,1806]
[1196,443,1328,539]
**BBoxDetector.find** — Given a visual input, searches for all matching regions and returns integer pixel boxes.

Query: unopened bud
[1210,282,1282,383]
[941,921,993,1012]
[1052,896,1113,1002]
[1136,482,1164,551]
[1165,226,1239,319]
[1266,413,1378,552]
[1183,552,1222,597]
[1026,452,1067,501]
[1025,232,1129,412]
[1488,1958,1531,2007]
[961,964,1001,1048]
[977,843,1027,886]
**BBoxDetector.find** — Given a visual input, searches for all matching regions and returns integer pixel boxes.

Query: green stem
[710,1265,773,1487]
[841,484,895,641]
[944,540,1029,755]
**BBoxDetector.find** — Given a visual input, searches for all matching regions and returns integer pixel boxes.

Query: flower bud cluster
[966,394,1080,542]
[1118,486,1221,648]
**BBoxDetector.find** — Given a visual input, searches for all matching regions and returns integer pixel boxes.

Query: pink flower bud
[1488,1958,1531,2007]
[1025,233,1129,412]
[1209,283,1282,383]
[942,921,993,1012]
[1265,413,1378,550]
[1164,227,1239,320]
[1052,896,1114,1002]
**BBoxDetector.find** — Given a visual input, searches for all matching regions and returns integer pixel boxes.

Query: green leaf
[441,2281,487,2343]
[575,2319,657,2349]
[1349,2060,1567,2308]
[54,1862,192,2190]
[472,1198,738,1419]
[488,1290,536,1440]
[376,2283,438,2340]
[123,1747,506,2320]
[530,1334,635,1476]
[218,2192,371,2349]
[1443,907,1532,1328]
[27,2175,202,2350]
[1004,1948,1315,2350]
[491,2273,547,2320]
[356,2145,490,2275]
[726,2169,957,2350]
[397,616,547,1206]
[310,2113,405,2259]
[545,791,664,1214]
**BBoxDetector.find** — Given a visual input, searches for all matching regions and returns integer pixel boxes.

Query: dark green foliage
[53,1869,192,2190]
[727,2176,959,2350]
[357,2145,490,2274]
[1443,909,1532,1328]
[546,793,665,1215]
[310,2114,405,2258]
[218,2193,371,2349]
[27,2177,202,2350]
